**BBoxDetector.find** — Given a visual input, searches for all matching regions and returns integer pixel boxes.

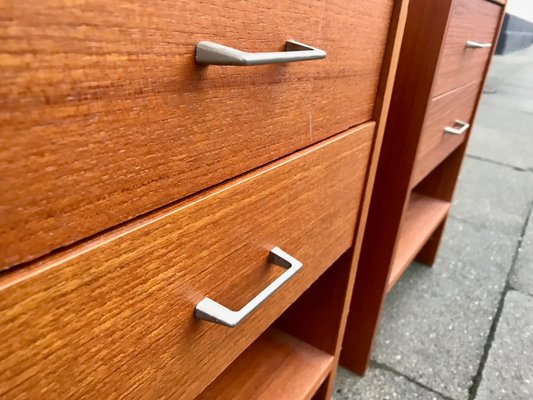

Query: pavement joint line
[369,359,456,400]
[465,154,530,172]
[447,214,481,227]
[509,201,533,297]
[467,198,533,400]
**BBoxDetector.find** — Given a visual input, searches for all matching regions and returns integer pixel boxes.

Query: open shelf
[386,192,451,292]
[197,328,334,400]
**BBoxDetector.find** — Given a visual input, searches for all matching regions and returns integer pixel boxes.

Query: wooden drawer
[0,123,374,400]
[432,0,501,96]
[412,81,480,186]
[0,0,393,270]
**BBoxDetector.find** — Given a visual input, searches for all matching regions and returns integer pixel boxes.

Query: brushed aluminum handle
[465,40,492,49]
[195,40,326,66]
[444,120,470,135]
[195,247,303,327]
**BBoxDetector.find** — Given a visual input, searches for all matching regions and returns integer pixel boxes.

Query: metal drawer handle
[444,120,470,135]
[465,40,492,49]
[195,40,326,66]
[195,247,303,327]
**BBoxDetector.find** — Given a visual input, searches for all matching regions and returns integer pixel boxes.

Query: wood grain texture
[0,0,393,270]
[340,0,453,375]
[432,0,501,97]
[0,123,374,400]
[411,80,481,187]
[197,329,334,400]
[386,193,450,291]
[310,0,393,136]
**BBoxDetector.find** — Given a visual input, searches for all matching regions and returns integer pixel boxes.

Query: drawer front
[0,123,374,400]
[412,81,480,186]
[432,0,501,96]
[0,0,393,270]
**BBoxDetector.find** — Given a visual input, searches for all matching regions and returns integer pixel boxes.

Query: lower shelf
[386,192,451,292]
[197,328,334,400]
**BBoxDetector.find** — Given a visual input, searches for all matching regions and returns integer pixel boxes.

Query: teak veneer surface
[412,80,481,187]
[386,193,451,291]
[197,329,334,400]
[433,0,501,96]
[0,123,374,400]
[0,0,393,270]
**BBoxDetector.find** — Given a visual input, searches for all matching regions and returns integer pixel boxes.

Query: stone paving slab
[475,291,533,400]
[471,46,533,170]
[451,157,533,237]
[468,104,533,171]
[333,366,446,400]
[495,47,533,89]
[506,66,533,89]
[510,214,533,296]
[480,83,533,114]
[371,218,516,399]
[484,46,533,91]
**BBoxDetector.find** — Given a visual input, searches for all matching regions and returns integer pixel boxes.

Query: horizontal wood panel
[387,192,450,291]
[0,123,375,400]
[433,0,501,96]
[411,80,481,187]
[197,329,333,400]
[0,0,393,270]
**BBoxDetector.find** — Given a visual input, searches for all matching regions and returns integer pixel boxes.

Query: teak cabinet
[340,0,507,374]
[0,1,408,399]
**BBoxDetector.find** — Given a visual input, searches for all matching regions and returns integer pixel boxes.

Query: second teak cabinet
[340,0,506,374]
